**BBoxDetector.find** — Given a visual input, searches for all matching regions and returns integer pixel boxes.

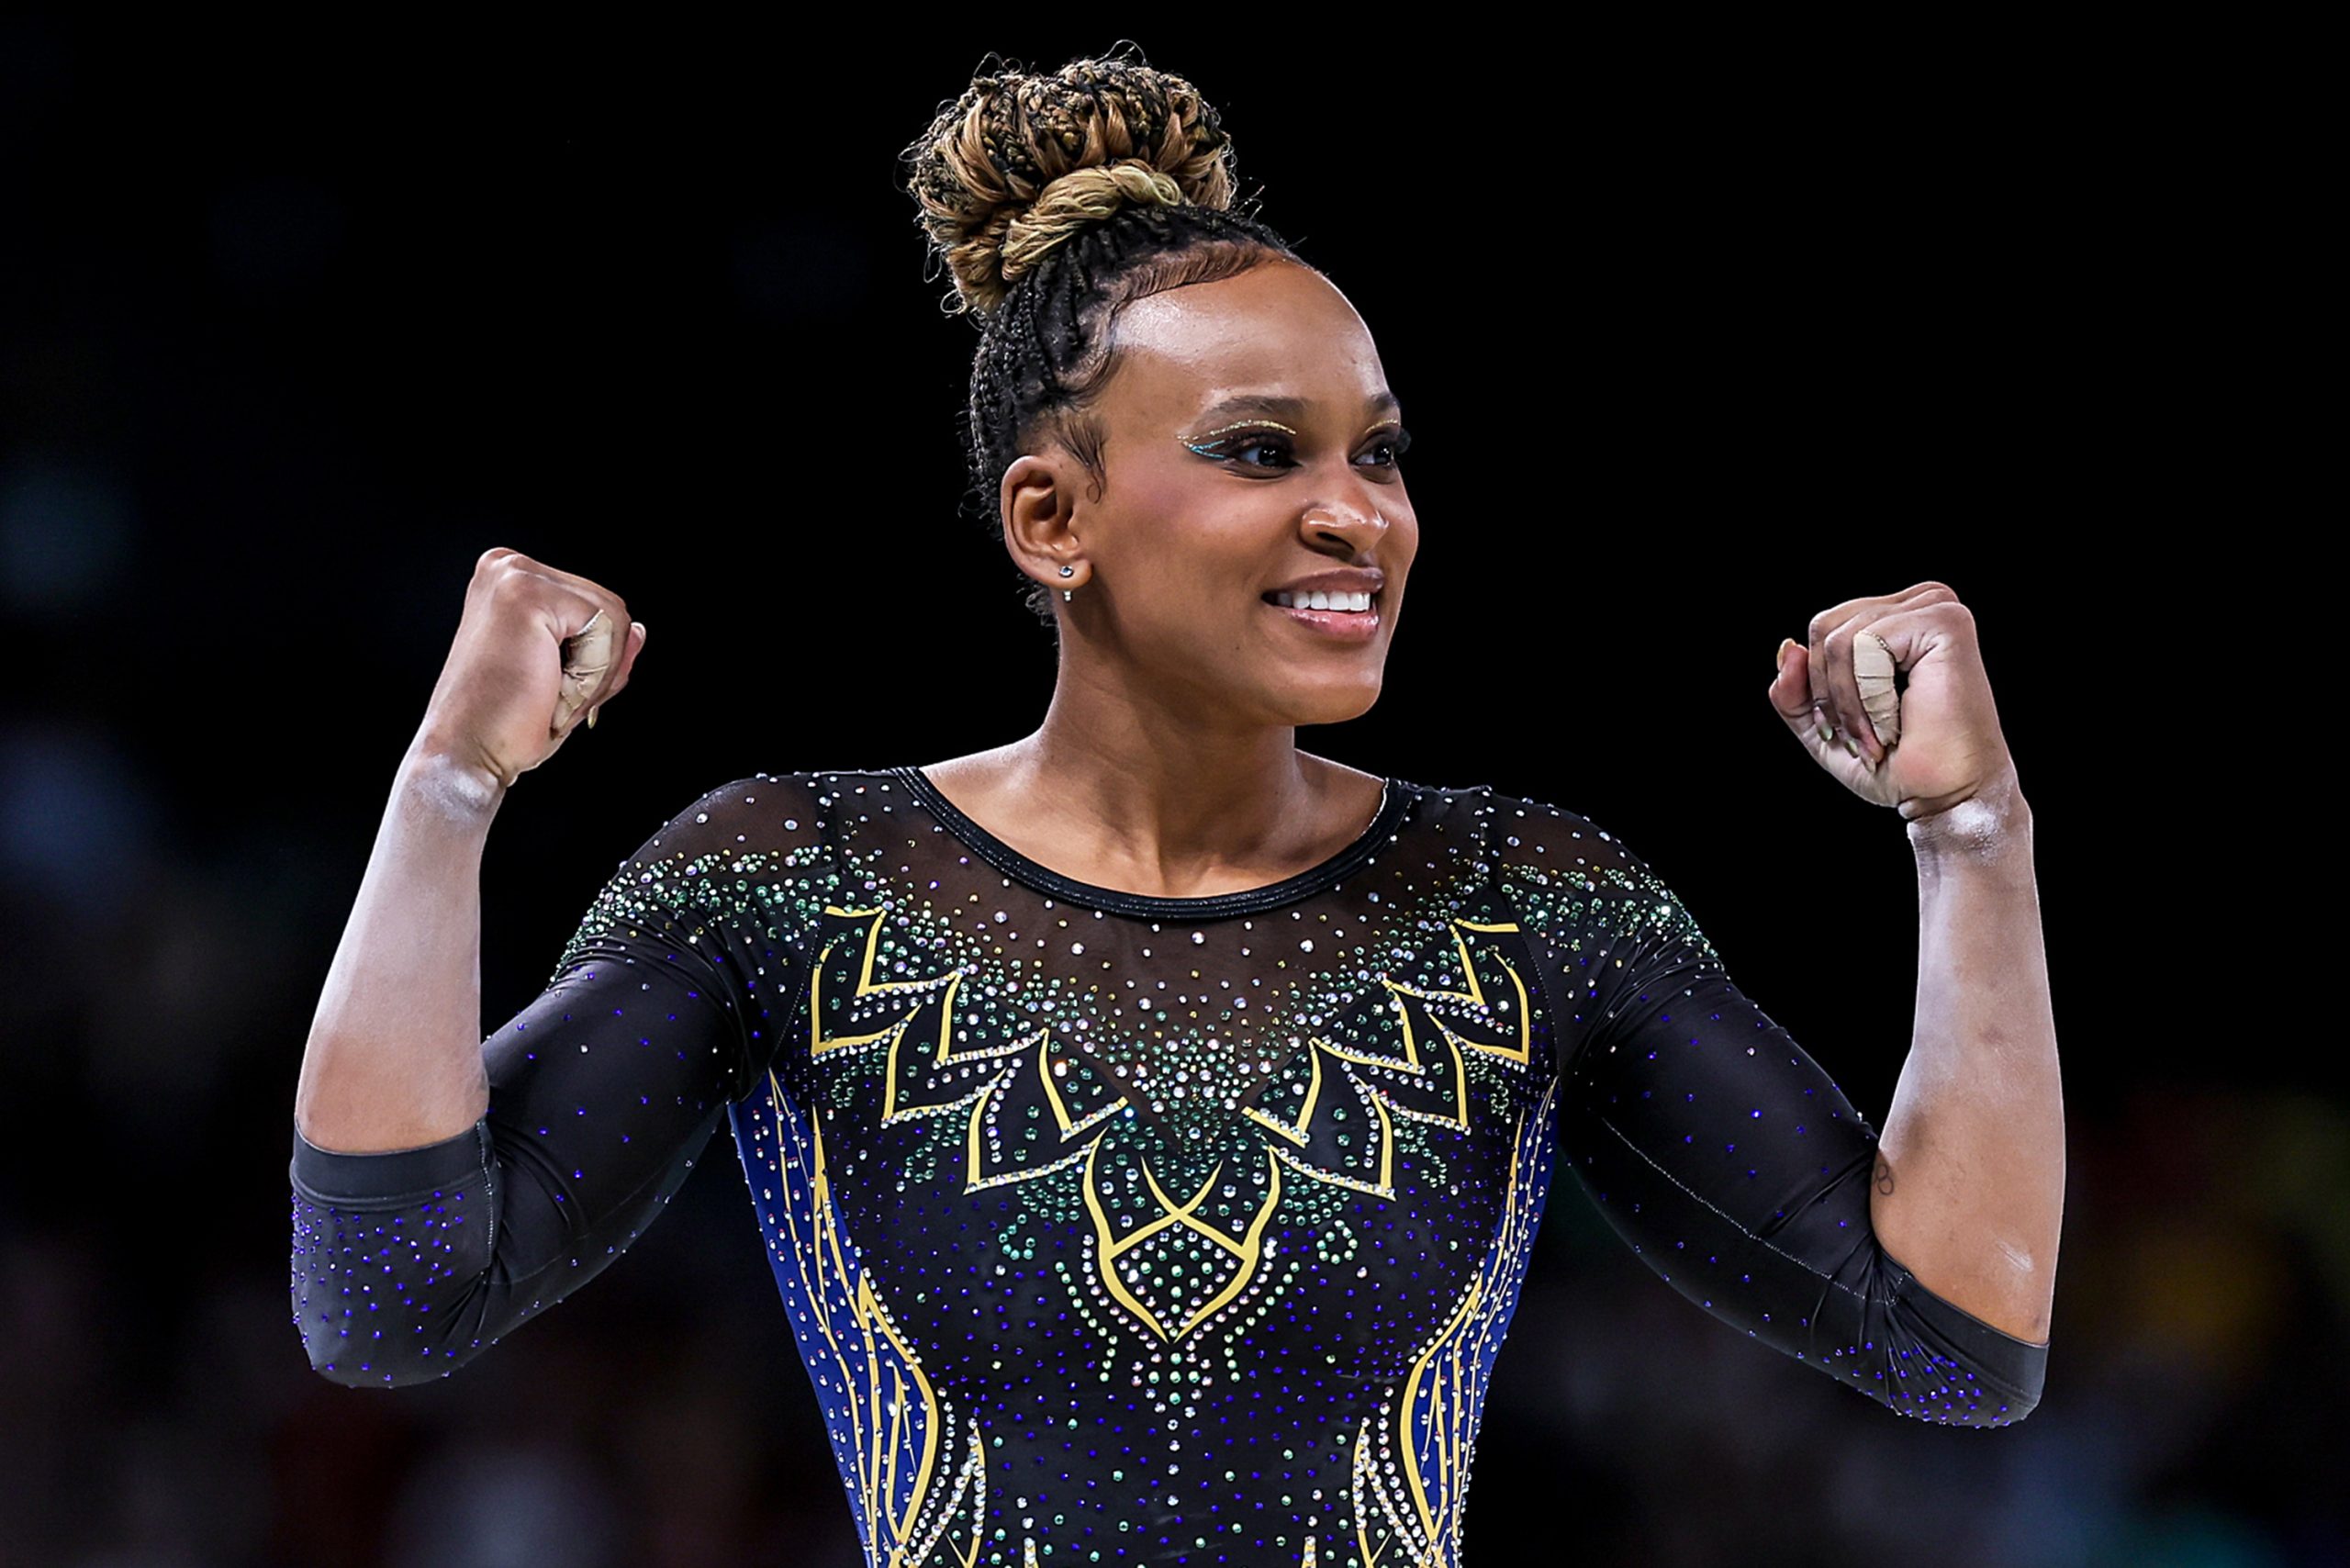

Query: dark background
[3,15,2336,1568]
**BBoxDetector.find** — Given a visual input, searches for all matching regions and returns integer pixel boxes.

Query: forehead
[1102,262,1390,419]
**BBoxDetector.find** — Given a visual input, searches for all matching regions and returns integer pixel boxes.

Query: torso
[726,765,1559,1568]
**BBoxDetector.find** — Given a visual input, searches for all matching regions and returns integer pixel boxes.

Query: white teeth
[1272,590,1374,611]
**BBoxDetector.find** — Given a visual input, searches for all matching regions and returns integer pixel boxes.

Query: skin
[919,260,1413,898]
[290,257,2060,1350]
[1770,594,2063,1345]
[291,549,644,1154]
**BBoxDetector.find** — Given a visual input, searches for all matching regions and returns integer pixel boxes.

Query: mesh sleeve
[287,774,821,1387]
[1487,790,2048,1427]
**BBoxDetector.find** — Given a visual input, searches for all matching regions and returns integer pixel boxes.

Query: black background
[4,14,2332,1567]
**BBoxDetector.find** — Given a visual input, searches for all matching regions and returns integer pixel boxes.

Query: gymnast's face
[1006,258,1416,730]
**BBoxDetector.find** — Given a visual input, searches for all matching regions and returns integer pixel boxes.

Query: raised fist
[414,547,647,791]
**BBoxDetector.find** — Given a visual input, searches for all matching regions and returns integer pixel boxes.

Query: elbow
[296,1325,470,1389]
[1852,1340,2047,1429]
[1825,1355,2043,1428]
[303,1346,440,1391]
[1871,1329,2048,1428]
[291,1297,490,1389]
[1880,1380,2042,1429]
[289,1184,498,1390]
[1971,1356,2047,1428]
[1863,1247,2051,1428]
[1992,1393,2042,1428]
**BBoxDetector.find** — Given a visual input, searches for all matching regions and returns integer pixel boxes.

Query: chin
[1275,672,1384,728]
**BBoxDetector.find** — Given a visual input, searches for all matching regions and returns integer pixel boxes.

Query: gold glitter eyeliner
[1182,420,1298,456]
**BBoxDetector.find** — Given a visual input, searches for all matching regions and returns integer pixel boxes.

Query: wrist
[398,734,509,823]
[1907,766,2031,867]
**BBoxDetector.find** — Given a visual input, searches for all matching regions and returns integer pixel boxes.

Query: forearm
[291,734,508,1153]
[1871,767,2063,1344]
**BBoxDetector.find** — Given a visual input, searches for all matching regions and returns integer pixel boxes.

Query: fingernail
[1774,638,1792,675]
[587,707,599,730]
[1817,718,1833,743]
[1842,734,1859,758]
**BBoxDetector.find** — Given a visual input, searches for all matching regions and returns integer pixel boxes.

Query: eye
[1184,427,1298,470]
[1184,426,1300,472]
[1357,426,1413,469]
[1228,434,1296,469]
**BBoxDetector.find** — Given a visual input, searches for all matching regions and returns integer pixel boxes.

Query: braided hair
[901,46,1311,629]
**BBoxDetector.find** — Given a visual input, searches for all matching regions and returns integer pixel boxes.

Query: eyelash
[1185,426,1413,472]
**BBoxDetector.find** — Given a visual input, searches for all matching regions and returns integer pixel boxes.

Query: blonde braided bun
[904,51,1237,316]
[900,47,1302,633]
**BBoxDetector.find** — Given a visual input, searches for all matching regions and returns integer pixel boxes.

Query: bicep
[1484,790,2058,1428]
[286,773,822,1387]
[288,908,757,1388]
[1533,850,2047,1425]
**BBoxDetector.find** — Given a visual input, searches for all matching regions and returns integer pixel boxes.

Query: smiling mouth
[1259,590,1382,643]
[1262,589,1378,612]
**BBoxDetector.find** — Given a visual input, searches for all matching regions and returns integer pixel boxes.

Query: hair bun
[903,50,1237,316]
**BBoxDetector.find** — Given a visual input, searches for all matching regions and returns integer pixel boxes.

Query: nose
[1301,501,1388,557]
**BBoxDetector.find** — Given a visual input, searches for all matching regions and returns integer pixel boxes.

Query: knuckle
[487,566,536,604]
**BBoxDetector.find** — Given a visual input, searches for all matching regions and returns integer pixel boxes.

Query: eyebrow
[1192,391,1403,426]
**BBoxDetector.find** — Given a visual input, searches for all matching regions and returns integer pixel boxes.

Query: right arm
[287,773,788,1387]
[292,546,643,1156]
[290,547,774,1388]
[288,743,501,1157]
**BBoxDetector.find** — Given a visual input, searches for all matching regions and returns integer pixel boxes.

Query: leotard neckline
[887,763,1412,920]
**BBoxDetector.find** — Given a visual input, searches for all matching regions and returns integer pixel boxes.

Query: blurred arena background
[1,16,2336,1567]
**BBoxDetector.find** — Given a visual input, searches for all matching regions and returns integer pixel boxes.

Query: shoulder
[618,770,838,865]
[1413,779,1698,923]
[597,766,912,891]
[1393,778,1629,878]
[558,768,868,959]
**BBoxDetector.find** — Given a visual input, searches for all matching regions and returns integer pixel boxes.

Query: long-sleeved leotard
[288,767,2047,1568]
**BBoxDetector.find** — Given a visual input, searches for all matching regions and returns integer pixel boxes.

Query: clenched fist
[413,548,648,793]
[1766,579,2019,824]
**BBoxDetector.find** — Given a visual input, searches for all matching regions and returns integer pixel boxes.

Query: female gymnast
[286,50,2062,1568]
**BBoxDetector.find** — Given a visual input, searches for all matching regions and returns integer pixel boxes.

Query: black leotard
[287,767,2048,1567]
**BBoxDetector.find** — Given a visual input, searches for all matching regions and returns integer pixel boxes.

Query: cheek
[1109,481,1287,594]
[1103,464,1228,569]
[1113,458,1193,523]
[1382,509,1422,582]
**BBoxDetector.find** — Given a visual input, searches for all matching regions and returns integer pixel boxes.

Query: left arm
[1778,580,2063,1348]
[1871,767,2059,1344]
[1499,790,2051,1428]
[1491,579,2058,1428]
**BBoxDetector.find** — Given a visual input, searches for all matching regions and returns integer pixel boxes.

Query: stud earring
[1058,565,1075,577]
[1059,563,1077,602]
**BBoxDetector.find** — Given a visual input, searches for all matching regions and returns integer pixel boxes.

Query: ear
[1000,451,1089,591]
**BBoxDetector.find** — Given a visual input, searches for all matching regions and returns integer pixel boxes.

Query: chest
[749,876,1561,1377]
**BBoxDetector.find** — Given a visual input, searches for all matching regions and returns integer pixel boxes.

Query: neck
[931,648,1375,900]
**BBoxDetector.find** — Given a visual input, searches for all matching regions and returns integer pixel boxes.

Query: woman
[287,51,2062,1568]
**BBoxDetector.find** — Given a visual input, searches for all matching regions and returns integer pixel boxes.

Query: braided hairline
[902,53,1298,630]
[962,201,1302,626]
